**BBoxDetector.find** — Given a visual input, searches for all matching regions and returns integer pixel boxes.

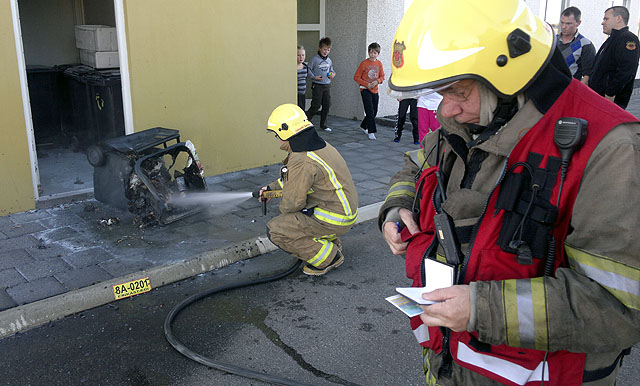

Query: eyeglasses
[437,79,475,102]
[438,84,473,102]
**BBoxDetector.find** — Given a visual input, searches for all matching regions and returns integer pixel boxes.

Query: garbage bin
[26,65,64,145]
[63,65,96,149]
[62,65,125,150]
[85,69,125,143]
[87,127,207,226]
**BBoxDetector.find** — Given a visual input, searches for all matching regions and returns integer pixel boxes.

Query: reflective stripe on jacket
[269,142,358,227]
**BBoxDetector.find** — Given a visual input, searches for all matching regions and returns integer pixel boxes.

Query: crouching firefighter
[379,1,640,385]
[258,104,358,276]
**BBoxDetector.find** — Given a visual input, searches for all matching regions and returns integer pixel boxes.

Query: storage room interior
[18,0,123,200]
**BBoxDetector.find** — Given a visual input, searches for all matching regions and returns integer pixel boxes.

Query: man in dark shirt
[557,6,595,84]
[590,6,640,109]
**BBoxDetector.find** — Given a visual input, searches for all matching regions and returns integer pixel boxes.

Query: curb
[0,202,383,339]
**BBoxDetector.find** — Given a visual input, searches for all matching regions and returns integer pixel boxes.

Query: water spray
[169,191,254,208]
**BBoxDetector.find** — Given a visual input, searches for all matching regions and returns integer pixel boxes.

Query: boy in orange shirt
[353,42,385,140]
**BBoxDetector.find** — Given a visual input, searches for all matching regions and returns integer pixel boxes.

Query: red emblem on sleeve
[626,41,637,50]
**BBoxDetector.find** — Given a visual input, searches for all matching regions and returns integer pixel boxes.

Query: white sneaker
[324,127,332,132]
[361,128,368,135]
[368,133,376,140]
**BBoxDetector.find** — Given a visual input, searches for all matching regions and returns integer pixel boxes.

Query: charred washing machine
[87,127,207,226]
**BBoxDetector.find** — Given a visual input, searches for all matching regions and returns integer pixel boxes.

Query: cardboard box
[75,25,118,52]
[79,49,120,69]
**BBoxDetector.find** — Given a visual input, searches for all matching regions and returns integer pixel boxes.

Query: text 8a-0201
[112,277,152,300]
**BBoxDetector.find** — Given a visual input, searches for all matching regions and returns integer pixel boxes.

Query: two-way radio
[545,117,588,276]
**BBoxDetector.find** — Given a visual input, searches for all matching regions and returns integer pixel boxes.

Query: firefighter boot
[302,239,344,276]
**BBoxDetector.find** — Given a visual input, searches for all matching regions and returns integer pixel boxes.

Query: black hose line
[163,259,316,386]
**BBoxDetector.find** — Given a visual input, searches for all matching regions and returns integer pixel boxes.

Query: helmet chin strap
[466,97,520,148]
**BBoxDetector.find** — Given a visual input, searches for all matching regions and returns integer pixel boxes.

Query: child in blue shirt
[306,37,335,132]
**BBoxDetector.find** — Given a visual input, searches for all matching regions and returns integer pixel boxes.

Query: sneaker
[303,250,344,276]
[324,127,332,132]
[361,128,368,135]
[368,133,376,140]
[393,137,401,143]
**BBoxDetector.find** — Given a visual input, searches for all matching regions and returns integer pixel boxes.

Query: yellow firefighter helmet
[389,0,555,99]
[267,104,314,140]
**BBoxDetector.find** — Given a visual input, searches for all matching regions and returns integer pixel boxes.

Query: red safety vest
[402,80,637,386]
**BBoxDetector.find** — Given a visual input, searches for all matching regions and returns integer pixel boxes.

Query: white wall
[326,0,404,121]
[365,0,405,118]
[325,0,367,120]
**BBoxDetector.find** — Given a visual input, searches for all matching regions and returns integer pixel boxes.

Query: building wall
[18,0,79,66]
[326,0,404,121]
[0,1,36,215]
[366,0,405,118]
[325,0,367,120]
[122,0,295,175]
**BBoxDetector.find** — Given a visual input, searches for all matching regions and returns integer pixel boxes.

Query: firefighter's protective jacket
[379,79,640,385]
[268,141,358,228]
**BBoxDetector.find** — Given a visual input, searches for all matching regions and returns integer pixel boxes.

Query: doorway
[12,0,132,203]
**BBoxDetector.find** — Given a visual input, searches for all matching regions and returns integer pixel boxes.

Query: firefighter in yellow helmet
[379,0,640,385]
[258,104,358,276]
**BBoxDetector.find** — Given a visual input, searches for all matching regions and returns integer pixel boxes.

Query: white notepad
[388,259,455,315]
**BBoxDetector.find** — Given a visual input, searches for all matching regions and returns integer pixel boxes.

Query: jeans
[359,89,379,133]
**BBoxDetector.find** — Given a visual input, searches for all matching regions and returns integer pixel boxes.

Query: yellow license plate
[112,277,151,300]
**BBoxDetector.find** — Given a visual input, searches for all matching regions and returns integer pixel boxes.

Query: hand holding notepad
[386,259,455,317]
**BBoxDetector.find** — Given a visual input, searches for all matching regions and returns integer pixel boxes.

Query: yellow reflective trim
[566,244,640,310]
[503,279,520,347]
[385,190,416,200]
[313,208,358,226]
[406,149,428,168]
[277,179,284,189]
[307,151,354,216]
[530,278,549,351]
[435,253,447,264]
[307,237,333,267]
[389,181,416,192]
[504,279,549,350]
[422,347,439,386]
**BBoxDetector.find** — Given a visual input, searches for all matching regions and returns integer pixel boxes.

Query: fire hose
[163,255,309,385]
[164,188,313,385]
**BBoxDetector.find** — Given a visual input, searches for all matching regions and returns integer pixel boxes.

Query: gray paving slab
[0,234,39,253]
[7,210,51,224]
[6,276,66,305]
[0,269,27,287]
[61,247,116,269]
[54,265,113,290]
[24,243,70,261]
[0,216,15,227]
[36,212,85,229]
[0,221,46,238]
[0,249,35,271]
[15,257,71,281]
[0,288,17,311]
[98,256,154,277]
[35,226,81,242]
